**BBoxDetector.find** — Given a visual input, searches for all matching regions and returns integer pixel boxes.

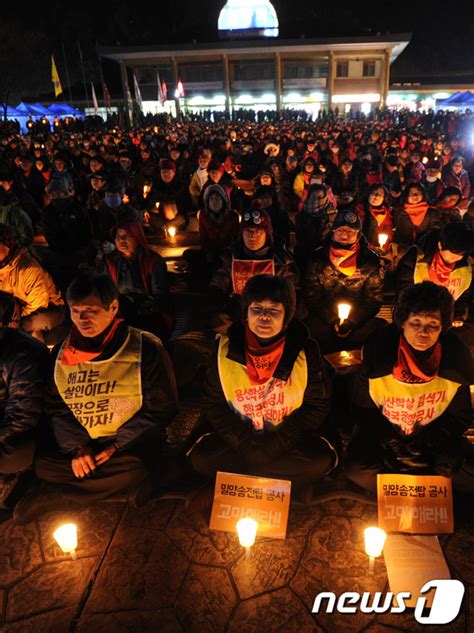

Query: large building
[99,1,410,120]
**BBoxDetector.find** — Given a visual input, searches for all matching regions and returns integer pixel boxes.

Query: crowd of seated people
[0,108,473,522]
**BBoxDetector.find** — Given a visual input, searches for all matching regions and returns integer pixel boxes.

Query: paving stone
[292,516,387,632]
[38,503,123,562]
[165,503,242,566]
[316,498,371,519]
[227,588,321,633]
[286,504,323,539]
[231,537,306,600]
[84,528,188,612]
[121,499,177,532]
[0,519,43,585]
[444,528,474,584]
[175,565,236,633]
[76,608,184,633]
[2,608,75,633]
[6,558,96,621]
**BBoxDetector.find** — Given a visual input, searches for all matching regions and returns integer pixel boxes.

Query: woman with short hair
[346,281,474,494]
[189,274,338,489]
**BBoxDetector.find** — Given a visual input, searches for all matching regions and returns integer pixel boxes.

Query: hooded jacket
[199,184,240,256]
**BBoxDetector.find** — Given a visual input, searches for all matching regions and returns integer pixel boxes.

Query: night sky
[2,1,474,100]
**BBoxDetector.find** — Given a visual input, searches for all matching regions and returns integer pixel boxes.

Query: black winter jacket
[0,328,50,449]
[202,319,332,460]
[352,324,474,469]
[302,238,384,326]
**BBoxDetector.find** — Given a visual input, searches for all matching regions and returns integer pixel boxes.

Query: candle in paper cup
[338,303,351,324]
[236,517,258,556]
[53,523,78,560]
[378,233,388,248]
[364,527,386,572]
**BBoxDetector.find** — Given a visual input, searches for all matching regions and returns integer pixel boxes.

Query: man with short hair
[17,273,178,520]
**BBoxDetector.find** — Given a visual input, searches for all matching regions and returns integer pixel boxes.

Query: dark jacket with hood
[303,236,384,327]
[199,184,240,257]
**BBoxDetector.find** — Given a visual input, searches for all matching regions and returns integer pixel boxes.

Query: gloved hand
[383,438,431,472]
[334,319,354,338]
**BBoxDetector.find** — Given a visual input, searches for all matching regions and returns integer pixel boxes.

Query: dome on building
[218,0,279,38]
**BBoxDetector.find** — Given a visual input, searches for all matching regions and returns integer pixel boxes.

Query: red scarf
[329,242,360,276]
[428,251,455,286]
[61,318,124,366]
[403,202,429,227]
[393,335,441,384]
[245,326,286,386]
[369,205,388,226]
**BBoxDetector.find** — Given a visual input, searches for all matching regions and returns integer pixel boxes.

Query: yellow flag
[51,55,63,98]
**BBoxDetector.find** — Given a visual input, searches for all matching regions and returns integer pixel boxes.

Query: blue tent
[436,91,474,108]
[48,103,84,118]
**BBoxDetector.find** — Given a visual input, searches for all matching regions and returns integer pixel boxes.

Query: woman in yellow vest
[346,281,474,495]
[188,274,338,497]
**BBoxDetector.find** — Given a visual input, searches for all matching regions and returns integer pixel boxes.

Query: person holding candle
[355,184,394,254]
[302,210,386,354]
[346,281,474,494]
[102,219,175,341]
[188,274,337,498]
[16,273,178,521]
[145,159,190,238]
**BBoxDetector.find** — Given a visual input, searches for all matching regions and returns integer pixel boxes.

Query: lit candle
[422,156,429,164]
[364,527,386,573]
[54,523,78,560]
[338,303,351,324]
[168,226,177,239]
[378,233,388,248]
[143,185,151,198]
[236,517,258,557]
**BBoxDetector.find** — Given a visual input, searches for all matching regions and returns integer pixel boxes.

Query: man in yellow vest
[16,273,178,521]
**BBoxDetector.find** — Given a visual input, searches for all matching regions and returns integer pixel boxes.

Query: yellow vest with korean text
[414,252,472,301]
[217,334,307,431]
[54,327,143,438]
[369,374,462,436]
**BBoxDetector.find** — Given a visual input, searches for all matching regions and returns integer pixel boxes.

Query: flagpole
[95,40,109,117]
[61,41,73,104]
[77,41,91,111]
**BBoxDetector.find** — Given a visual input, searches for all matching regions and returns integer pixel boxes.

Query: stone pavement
[0,496,472,633]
